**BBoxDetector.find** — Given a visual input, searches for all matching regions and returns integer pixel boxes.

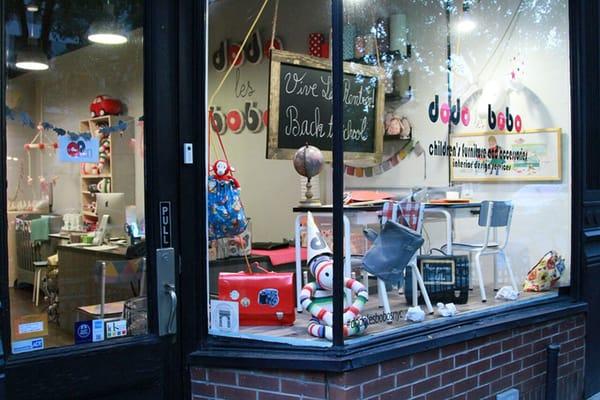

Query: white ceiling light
[88,1,128,45]
[15,41,49,71]
[88,31,128,45]
[26,3,39,12]
[15,6,49,71]
[456,1,477,33]
[88,20,128,44]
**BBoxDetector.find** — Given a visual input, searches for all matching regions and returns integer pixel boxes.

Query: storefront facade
[0,0,599,399]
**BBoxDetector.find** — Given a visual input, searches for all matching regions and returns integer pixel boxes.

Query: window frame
[190,0,588,369]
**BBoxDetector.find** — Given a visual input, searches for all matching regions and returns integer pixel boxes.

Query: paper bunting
[344,140,417,178]
[99,120,129,135]
[5,105,140,141]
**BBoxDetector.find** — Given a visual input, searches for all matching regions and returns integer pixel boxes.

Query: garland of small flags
[344,140,416,178]
[5,105,139,141]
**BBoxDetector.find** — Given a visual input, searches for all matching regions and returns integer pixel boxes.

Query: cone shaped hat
[306,212,333,264]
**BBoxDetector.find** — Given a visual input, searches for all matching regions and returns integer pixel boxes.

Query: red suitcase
[218,263,295,326]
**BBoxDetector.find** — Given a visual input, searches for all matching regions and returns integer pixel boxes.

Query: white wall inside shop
[344,0,572,285]
[6,29,145,221]
[6,76,38,204]
[451,0,572,285]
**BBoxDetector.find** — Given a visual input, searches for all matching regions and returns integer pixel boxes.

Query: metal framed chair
[363,200,434,318]
[446,201,516,302]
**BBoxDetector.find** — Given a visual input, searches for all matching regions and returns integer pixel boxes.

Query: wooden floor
[216,285,557,346]
[9,287,73,348]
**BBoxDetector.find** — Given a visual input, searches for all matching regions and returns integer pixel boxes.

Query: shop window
[4,0,146,353]
[205,0,571,346]
[205,0,335,346]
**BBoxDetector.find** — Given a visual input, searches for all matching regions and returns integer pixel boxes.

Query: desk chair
[363,201,434,317]
[445,201,516,302]
[32,261,48,307]
[77,258,146,320]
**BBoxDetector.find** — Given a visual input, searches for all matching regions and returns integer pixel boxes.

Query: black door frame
[571,0,600,397]
[0,0,185,399]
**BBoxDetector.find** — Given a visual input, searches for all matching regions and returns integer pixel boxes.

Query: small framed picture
[210,300,239,333]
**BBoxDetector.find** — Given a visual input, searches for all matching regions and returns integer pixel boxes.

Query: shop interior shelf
[81,174,111,179]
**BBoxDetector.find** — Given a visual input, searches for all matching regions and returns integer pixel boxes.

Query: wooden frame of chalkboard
[267,50,385,162]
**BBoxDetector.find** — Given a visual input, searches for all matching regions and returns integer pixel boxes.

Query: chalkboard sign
[267,50,384,161]
[419,259,456,285]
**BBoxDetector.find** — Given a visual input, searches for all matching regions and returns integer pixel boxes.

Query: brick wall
[191,314,585,400]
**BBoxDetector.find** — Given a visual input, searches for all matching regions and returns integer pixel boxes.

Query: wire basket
[123,296,148,336]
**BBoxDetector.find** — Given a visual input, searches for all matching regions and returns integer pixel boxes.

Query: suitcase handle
[234,234,273,274]
[245,261,271,274]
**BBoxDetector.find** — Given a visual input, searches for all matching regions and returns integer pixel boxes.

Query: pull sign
[159,201,172,248]
[183,143,194,164]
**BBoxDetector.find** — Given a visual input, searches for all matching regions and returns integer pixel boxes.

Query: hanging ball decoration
[293,144,324,179]
[38,143,45,150]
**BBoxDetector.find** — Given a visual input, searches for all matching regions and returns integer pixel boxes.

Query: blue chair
[446,201,516,302]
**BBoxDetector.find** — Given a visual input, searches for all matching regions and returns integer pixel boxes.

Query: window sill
[189,296,587,372]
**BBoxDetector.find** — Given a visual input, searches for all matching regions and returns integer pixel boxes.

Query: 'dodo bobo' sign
[267,50,384,162]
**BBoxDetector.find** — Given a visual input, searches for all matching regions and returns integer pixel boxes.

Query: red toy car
[90,95,122,117]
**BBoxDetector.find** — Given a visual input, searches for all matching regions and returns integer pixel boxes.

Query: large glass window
[204,0,571,346]
[205,0,336,346]
[5,0,146,353]
[342,0,570,341]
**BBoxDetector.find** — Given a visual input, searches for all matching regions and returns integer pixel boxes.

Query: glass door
[1,1,182,399]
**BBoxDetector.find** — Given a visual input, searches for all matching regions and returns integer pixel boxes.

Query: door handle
[156,248,177,336]
[164,283,177,335]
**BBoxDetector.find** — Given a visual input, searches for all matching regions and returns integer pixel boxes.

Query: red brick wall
[191,314,585,400]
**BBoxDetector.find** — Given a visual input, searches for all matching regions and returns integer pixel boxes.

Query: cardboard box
[12,313,48,341]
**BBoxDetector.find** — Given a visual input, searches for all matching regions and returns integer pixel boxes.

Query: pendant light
[15,40,49,70]
[15,5,49,71]
[26,2,39,12]
[455,0,477,33]
[88,0,128,45]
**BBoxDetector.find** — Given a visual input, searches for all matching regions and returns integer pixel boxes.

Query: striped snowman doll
[300,212,369,340]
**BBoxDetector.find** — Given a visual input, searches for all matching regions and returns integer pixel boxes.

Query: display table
[251,247,306,267]
[57,244,129,333]
[292,203,482,311]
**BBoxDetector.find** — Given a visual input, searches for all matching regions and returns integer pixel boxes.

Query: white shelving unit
[79,115,135,225]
